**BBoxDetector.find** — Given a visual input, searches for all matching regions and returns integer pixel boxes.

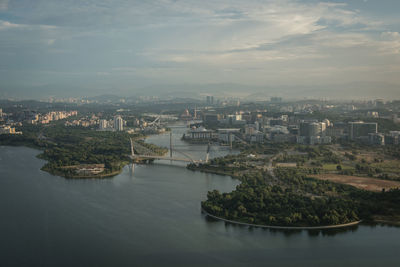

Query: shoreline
[202,208,362,230]
[1,145,127,179]
[64,169,124,179]
[187,166,235,177]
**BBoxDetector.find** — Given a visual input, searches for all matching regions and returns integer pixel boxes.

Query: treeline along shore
[0,124,167,178]
[189,157,400,228]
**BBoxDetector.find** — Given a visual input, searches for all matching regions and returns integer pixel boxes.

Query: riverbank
[52,168,124,179]
[187,164,237,177]
[38,155,128,179]
[0,124,171,179]
[372,215,400,226]
[3,135,400,266]
[202,208,362,230]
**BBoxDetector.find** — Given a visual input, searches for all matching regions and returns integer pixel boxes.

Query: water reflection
[145,124,239,167]
[2,144,400,266]
[128,163,135,177]
[205,213,361,237]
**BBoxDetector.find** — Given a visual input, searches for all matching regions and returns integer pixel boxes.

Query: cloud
[379,31,400,54]
[0,20,22,30]
[0,19,57,31]
[0,0,399,97]
[0,0,8,10]
[132,0,385,65]
[382,31,400,40]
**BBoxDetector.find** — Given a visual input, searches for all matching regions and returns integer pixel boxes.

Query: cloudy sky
[0,0,400,99]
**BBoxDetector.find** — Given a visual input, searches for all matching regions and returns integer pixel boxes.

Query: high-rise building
[114,116,124,131]
[348,121,377,140]
[298,121,330,144]
[99,119,108,130]
[322,119,331,127]
[320,122,327,136]
[204,114,219,125]
[299,122,320,137]
[206,95,214,105]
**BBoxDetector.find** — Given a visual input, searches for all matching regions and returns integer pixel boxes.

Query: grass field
[322,164,354,171]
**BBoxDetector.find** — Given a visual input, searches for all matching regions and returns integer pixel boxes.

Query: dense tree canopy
[202,168,400,227]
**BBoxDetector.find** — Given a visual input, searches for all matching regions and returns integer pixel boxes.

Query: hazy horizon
[1,0,400,100]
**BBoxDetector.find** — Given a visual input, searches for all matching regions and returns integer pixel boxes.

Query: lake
[0,126,399,266]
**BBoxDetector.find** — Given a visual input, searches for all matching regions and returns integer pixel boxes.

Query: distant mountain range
[1,81,399,101]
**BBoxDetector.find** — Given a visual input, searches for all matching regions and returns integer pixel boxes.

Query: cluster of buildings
[266,119,393,146]
[65,114,128,131]
[181,105,399,146]
[28,110,78,124]
[64,114,98,127]
[183,112,265,144]
[98,116,125,131]
[348,121,399,145]
[0,125,22,135]
[0,108,22,135]
[0,108,78,125]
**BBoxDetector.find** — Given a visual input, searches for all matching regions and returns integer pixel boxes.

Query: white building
[183,126,214,140]
[114,116,124,131]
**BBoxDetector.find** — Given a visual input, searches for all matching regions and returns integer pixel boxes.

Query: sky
[0,0,400,99]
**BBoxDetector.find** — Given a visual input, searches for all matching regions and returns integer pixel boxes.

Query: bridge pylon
[170,132,173,158]
[205,143,210,163]
[130,138,135,157]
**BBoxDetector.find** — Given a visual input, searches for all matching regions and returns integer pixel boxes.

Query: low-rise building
[75,164,105,176]
[183,126,214,140]
[0,125,22,135]
[246,131,264,143]
[385,131,400,145]
[217,129,240,143]
[369,133,385,145]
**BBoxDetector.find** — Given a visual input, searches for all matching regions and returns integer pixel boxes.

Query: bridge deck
[130,155,200,163]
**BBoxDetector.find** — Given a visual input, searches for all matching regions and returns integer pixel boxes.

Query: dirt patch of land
[310,174,400,192]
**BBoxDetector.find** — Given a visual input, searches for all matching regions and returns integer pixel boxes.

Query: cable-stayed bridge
[129,134,210,164]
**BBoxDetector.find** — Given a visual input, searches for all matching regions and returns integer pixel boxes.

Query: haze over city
[1,0,400,99]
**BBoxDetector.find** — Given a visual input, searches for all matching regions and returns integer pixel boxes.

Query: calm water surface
[0,126,399,266]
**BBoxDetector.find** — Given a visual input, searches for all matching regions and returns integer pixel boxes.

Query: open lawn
[310,174,400,192]
[322,164,354,171]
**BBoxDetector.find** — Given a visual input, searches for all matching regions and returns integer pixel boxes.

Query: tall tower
[114,116,124,131]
